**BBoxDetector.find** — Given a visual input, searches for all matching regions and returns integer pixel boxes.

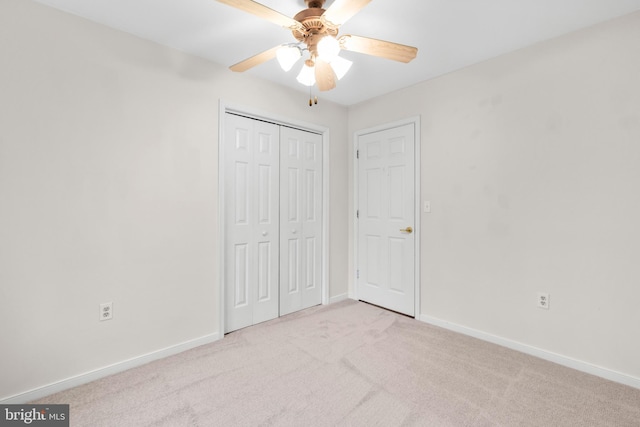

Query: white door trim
[218,100,330,335]
[352,116,421,317]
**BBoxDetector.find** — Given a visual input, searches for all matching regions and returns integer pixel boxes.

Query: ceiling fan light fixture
[276,45,301,72]
[296,62,316,86]
[317,35,340,62]
[218,0,418,96]
[330,55,352,80]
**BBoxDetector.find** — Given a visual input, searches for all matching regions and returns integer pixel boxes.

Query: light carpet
[34,300,640,426]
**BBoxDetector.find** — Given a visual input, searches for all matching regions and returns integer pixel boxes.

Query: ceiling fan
[217,0,418,93]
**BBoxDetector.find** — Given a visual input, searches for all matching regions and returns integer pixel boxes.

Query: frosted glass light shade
[317,36,340,62]
[296,63,316,86]
[330,56,352,80]
[276,46,301,72]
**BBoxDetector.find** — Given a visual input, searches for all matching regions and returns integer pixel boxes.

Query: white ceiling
[34,0,640,106]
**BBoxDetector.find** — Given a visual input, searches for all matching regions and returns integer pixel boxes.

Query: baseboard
[419,315,640,390]
[1,332,221,404]
[329,293,349,304]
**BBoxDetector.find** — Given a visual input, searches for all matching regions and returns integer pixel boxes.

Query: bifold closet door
[279,126,323,316]
[224,113,280,333]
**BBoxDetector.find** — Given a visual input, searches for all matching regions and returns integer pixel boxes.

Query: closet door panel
[280,127,322,316]
[224,114,279,332]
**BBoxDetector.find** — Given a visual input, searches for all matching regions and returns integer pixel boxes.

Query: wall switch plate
[537,293,550,310]
[424,200,431,213]
[100,302,113,321]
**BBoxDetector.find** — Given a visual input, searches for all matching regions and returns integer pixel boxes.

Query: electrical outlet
[100,302,113,321]
[537,293,550,310]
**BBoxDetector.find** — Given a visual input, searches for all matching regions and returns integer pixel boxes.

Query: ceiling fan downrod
[305,0,325,8]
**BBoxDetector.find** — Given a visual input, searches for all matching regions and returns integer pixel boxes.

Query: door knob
[400,226,413,234]
[262,231,268,237]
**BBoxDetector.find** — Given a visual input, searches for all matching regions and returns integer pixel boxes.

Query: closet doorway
[220,107,329,333]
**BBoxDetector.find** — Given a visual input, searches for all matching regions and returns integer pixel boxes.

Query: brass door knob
[400,226,413,233]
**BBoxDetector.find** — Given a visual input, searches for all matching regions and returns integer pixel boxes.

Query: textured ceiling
[34,0,640,105]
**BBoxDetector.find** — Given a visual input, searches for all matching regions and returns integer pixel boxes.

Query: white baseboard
[419,315,640,390]
[1,332,221,404]
[329,293,349,304]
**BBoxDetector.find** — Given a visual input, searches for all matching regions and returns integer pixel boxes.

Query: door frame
[218,100,331,334]
[352,116,421,317]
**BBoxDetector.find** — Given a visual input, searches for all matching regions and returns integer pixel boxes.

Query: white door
[280,126,323,315]
[224,113,280,332]
[357,123,416,316]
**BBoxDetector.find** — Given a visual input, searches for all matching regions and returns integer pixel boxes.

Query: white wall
[0,0,348,401]
[349,12,640,382]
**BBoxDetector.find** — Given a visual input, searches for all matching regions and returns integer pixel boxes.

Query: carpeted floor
[35,300,640,426]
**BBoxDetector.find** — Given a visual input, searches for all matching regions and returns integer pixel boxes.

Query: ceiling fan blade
[339,35,418,63]
[217,0,303,31]
[230,45,281,72]
[322,0,372,27]
[314,60,337,92]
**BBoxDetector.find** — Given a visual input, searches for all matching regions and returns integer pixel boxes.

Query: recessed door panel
[288,138,299,159]
[235,162,249,225]
[366,235,380,287]
[366,140,381,159]
[388,237,405,294]
[258,164,272,224]
[235,128,249,152]
[234,244,249,307]
[257,242,271,302]
[306,140,317,161]
[288,239,300,294]
[258,132,271,154]
[366,168,382,219]
[389,136,405,156]
[389,165,404,220]
[306,169,316,221]
[288,167,299,222]
[306,237,316,289]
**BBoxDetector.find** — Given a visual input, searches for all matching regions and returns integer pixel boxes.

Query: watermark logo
[0,405,68,426]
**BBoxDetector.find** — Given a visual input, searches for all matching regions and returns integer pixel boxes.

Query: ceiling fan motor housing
[293,5,339,57]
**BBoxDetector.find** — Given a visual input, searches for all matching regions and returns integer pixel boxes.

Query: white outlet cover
[100,302,113,321]
[537,293,550,310]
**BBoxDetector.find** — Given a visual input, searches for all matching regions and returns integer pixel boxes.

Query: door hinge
[357,269,360,279]
[356,149,359,159]
[356,209,359,219]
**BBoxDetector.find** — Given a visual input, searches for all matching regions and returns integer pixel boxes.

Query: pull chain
[308,86,319,107]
